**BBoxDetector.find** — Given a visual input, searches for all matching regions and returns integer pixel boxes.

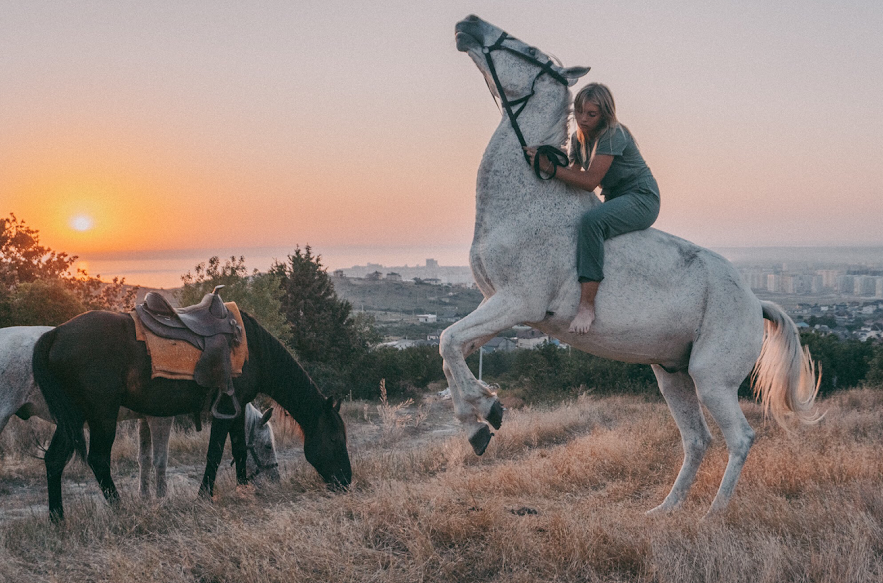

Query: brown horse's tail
[752,301,821,427]
[32,329,87,462]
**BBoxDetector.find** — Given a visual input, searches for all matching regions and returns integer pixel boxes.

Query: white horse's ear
[560,66,590,86]
[260,408,273,426]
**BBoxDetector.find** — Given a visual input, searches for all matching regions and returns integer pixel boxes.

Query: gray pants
[577,186,660,283]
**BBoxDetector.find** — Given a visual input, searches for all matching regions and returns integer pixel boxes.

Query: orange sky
[3,0,882,283]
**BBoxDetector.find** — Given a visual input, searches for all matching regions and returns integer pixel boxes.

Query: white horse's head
[455,15,589,103]
[245,403,280,483]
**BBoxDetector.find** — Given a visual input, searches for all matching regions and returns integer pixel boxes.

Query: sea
[74,245,883,290]
[74,245,473,289]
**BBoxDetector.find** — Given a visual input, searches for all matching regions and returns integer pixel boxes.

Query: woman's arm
[524,147,613,192]
[554,155,612,192]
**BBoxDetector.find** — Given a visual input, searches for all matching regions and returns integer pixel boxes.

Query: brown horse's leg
[229,413,249,485]
[87,419,120,506]
[198,417,232,498]
[138,419,153,498]
[45,427,75,522]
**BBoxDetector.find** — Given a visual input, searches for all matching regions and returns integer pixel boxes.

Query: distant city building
[516,328,548,349]
[385,272,402,282]
[857,275,877,296]
[818,270,840,289]
[877,278,883,299]
[837,275,854,294]
[339,261,474,285]
[417,314,437,323]
[332,269,345,278]
[739,269,771,291]
[426,258,439,269]
[484,337,517,353]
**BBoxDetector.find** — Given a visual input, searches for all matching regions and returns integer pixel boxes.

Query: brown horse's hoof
[469,425,494,456]
[486,399,504,430]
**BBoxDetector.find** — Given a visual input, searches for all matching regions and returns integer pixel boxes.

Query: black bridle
[231,425,279,481]
[481,31,573,178]
[245,442,278,481]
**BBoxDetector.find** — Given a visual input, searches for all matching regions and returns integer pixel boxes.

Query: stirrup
[211,390,242,420]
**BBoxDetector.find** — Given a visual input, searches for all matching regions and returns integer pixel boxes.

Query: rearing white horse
[443,15,819,515]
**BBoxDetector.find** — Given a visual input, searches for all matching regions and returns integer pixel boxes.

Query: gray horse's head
[455,15,589,102]
[245,403,280,483]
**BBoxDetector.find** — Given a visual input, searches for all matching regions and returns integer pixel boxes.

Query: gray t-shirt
[569,124,656,198]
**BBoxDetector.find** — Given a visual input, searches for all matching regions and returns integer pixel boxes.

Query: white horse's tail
[752,301,821,426]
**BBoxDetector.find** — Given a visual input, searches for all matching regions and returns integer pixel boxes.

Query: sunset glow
[70,215,94,232]
[2,1,881,288]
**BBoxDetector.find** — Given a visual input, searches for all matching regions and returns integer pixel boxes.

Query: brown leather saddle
[135,286,244,419]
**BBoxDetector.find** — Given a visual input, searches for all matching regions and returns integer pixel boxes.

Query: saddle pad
[132,302,249,381]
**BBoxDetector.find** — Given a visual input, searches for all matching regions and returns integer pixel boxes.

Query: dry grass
[2,389,883,582]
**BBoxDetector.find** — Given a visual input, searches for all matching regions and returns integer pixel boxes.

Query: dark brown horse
[33,309,351,521]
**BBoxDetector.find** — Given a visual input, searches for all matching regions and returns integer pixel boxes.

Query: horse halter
[245,442,278,481]
[231,424,279,481]
[481,31,571,176]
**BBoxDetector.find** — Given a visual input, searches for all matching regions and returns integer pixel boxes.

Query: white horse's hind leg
[691,367,755,515]
[687,293,762,515]
[440,294,538,453]
[647,366,712,514]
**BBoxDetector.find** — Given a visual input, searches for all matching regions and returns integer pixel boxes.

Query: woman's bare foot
[569,304,595,334]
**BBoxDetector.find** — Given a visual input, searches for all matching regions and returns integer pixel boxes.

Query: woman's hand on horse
[523,147,554,174]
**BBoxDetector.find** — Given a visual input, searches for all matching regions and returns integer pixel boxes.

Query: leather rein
[481,31,571,179]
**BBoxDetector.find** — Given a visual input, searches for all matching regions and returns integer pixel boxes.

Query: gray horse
[446,15,819,516]
[0,326,279,497]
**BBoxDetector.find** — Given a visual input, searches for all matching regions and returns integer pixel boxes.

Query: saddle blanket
[131,302,249,381]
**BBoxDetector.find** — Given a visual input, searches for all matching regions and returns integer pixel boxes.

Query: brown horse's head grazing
[303,396,351,490]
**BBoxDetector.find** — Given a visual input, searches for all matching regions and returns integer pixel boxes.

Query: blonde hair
[573,83,620,165]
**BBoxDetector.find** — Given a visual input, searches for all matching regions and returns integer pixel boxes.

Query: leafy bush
[799,332,876,395]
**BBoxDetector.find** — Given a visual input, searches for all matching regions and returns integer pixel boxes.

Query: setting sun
[70,215,94,232]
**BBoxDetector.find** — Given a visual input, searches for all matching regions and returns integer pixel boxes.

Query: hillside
[332,276,484,319]
[2,389,882,581]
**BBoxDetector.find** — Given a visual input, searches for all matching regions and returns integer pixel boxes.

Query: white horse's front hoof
[468,425,494,456]
[485,399,504,430]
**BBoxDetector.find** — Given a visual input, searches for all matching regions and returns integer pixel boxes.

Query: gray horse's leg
[647,366,712,514]
[138,419,152,498]
[149,417,173,498]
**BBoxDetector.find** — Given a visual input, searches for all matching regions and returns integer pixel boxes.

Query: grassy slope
[2,389,883,582]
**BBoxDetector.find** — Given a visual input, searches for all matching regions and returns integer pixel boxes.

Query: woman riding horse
[526,83,660,334]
